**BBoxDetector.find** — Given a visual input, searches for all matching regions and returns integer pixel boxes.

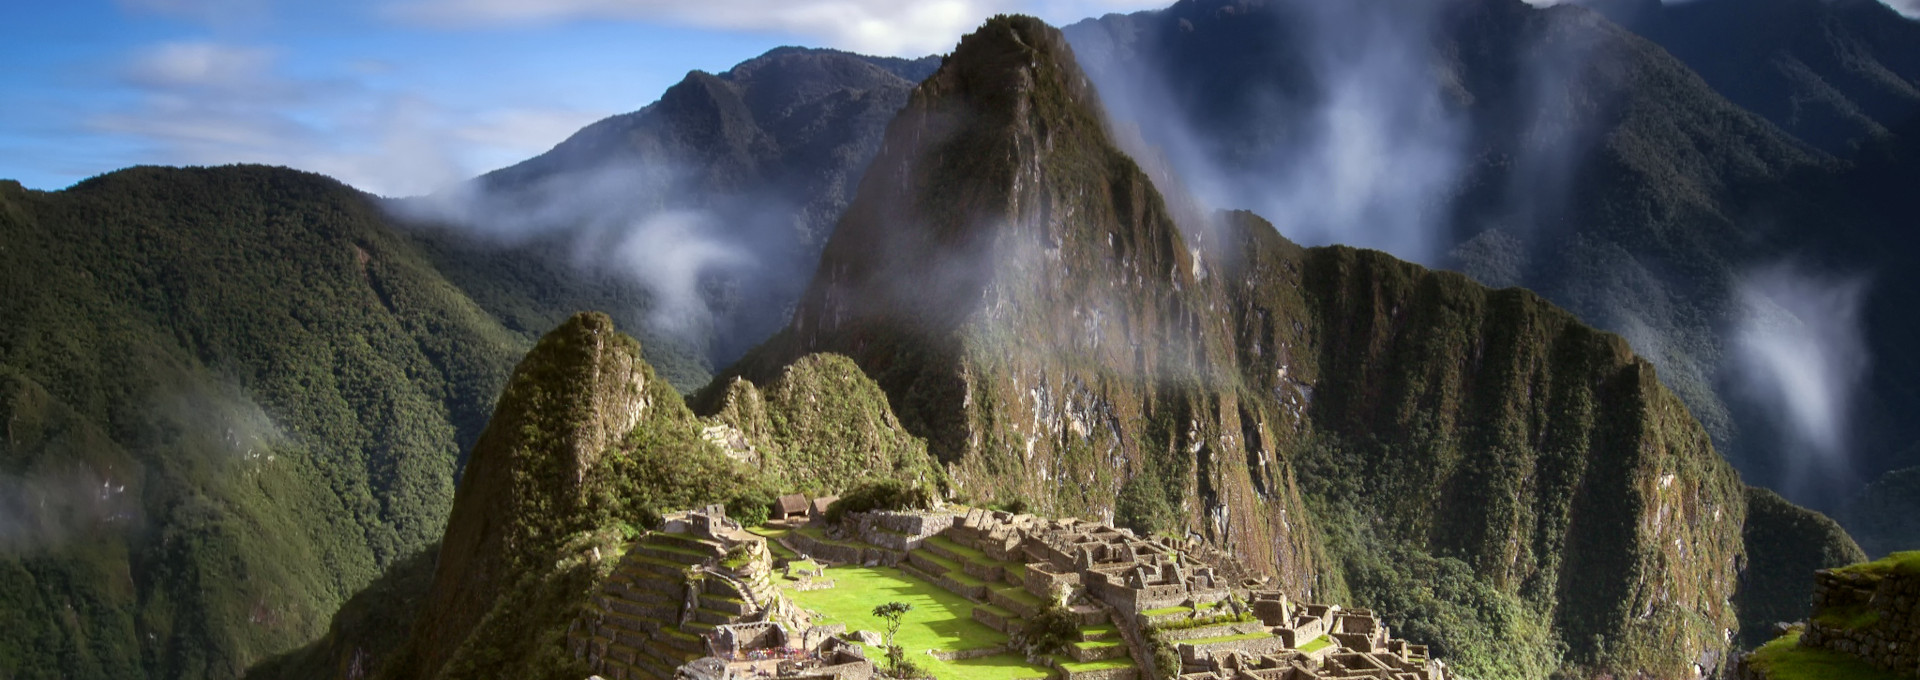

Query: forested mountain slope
[0,167,524,679]
[707,15,1782,679]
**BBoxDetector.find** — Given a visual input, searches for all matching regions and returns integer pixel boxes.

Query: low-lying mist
[391,160,806,359]
[1078,0,1469,265]
[1729,262,1873,501]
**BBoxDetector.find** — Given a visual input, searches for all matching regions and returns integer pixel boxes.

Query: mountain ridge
[703,14,1759,678]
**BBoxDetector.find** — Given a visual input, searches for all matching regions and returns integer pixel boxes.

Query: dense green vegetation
[1291,243,1751,678]
[706,354,943,495]
[347,314,937,680]
[242,546,439,680]
[702,15,1766,679]
[1842,465,1920,559]
[1734,487,1867,647]
[3,6,1896,679]
[823,479,939,525]
[1743,630,1910,680]
[373,312,763,679]
[0,167,526,679]
[1831,550,1920,578]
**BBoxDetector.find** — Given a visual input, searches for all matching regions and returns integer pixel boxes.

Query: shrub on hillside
[823,480,935,525]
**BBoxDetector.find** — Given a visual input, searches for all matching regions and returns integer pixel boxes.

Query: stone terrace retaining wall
[1801,567,1920,677]
[787,531,903,567]
[1177,635,1286,664]
[1156,623,1265,642]
[851,511,955,552]
[1059,663,1139,680]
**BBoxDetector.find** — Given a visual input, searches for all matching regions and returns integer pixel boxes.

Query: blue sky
[8,0,1916,197]
[0,0,1163,196]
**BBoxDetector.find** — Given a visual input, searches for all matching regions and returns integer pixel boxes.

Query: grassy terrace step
[976,603,1017,619]
[794,526,870,549]
[620,554,697,575]
[913,551,976,579]
[928,536,988,560]
[991,585,1042,608]
[640,540,716,559]
[1141,605,1199,617]
[1067,638,1129,662]
[1298,635,1332,653]
[1052,654,1137,673]
[1078,624,1119,641]
[1745,630,1909,680]
[928,536,1029,573]
[651,532,723,550]
[657,626,700,641]
[614,569,692,590]
[1182,632,1277,646]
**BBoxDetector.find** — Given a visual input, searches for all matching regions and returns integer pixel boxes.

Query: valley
[1,1,1916,679]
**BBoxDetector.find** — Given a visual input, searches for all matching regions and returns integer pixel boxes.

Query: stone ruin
[592,500,1448,680]
[674,621,873,680]
[933,507,1445,680]
[570,506,793,680]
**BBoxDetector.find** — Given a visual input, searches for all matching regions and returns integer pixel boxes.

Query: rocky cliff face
[708,15,1332,600]
[382,312,661,680]
[708,15,1751,679]
[345,314,937,680]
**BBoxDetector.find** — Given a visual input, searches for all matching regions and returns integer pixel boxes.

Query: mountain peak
[772,13,1191,345]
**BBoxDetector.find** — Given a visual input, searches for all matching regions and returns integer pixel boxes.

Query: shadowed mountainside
[392,48,940,389]
[704,15,1769,679]
[0,167,525,679]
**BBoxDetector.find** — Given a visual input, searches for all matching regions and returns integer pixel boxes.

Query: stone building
[589,501,1447,680]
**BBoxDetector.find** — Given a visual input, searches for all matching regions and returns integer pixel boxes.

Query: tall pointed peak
[920,14,1112,131]
[782,13,1195,343]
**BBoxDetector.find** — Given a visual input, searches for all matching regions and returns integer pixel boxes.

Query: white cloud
[92,41,610,196]
[388,0,1166,57]
[124,42,278,91]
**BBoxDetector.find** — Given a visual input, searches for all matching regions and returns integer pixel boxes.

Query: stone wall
[786,531,903,567]
[1059,663,1139,680]
[1800,567,1920,677]
[1027,562,1082,596]
[1155,623,1265,642]
[850,511,955,552]
[1176,635,1286,664]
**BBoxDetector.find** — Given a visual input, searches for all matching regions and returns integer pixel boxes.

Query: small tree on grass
[873,601,914,677]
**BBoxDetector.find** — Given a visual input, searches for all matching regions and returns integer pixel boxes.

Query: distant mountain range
[0,1,1915,678]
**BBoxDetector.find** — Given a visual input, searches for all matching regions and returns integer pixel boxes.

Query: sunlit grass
[1746,631,1907,680]
[781,565,1054,680]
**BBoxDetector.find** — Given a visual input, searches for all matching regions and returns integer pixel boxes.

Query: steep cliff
[1734,487,1866,649]
[709,15,1751,679]
[322,315,936,680]
[379,312,757,680]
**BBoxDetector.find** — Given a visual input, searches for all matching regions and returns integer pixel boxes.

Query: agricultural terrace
[779,565,1053,680]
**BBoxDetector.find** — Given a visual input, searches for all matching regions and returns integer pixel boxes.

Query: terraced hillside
[571,512,783,680]
[708,504,1443,680]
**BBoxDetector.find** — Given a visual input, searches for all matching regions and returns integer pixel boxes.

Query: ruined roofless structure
[578,502,1444,680]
